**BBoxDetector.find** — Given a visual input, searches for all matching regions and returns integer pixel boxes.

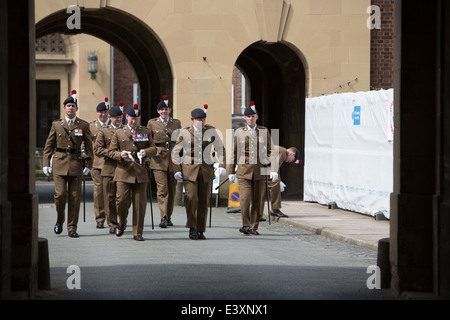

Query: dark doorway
[36,80,60,148]
[35,7,173,120]
[235,41,306,199]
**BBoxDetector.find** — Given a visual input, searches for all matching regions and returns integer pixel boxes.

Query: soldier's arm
[227,133,238,175]
[211,127,226,168]
[108,131,124,161]
[171,129,185,173]
[146,120,156,148]
[93,129,108,158]
[43,123,57,167]
[83,124,94,169]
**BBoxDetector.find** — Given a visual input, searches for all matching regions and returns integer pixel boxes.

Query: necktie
[68,119,73,129]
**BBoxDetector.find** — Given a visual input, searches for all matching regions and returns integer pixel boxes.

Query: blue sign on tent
[352,106,361,125]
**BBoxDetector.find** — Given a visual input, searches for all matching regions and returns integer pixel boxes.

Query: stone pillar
[390,0,439,295]
[7,0,39,296]
[439,0,450,299]
[0,0,11,300]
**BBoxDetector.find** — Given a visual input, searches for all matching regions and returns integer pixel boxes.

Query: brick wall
[370,0,394,89]
[113,47,138,109]
[232,66,243,114]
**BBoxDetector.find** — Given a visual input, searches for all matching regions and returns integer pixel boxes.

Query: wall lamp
[88,51,98,79]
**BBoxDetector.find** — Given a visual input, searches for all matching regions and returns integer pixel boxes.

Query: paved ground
[32,181,397,308]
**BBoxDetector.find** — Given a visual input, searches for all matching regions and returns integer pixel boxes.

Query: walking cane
[209,182,213,228]
[215,177,229,191]
[80,152,90,223]
[265,175,271,225]
[145,161,154,229]
[81,160,86,223]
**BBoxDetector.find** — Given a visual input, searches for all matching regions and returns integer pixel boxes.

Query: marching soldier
[228,101,278,235]
[268,146,301,218]
[146,95,181,228]
[89,98,110,228]
[109,104,161,241]
[43,90,93,238]
[173,105,226,240]
[93,105,124,234]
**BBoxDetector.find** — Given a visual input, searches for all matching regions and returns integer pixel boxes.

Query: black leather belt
[56,147,81,154]
[154,142,175,149]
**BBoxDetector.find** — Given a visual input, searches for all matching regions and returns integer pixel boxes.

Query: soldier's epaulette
[78,118,89,125]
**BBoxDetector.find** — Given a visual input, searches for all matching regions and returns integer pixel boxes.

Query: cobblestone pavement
[263,219,378,265]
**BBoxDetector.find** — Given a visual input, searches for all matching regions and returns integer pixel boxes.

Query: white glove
[280,181,286,192]
[174,171,183,180]
[43,166,52,177]
[83,167,90,176]
[270,172,278,182]
[228,174,236,183]
[218,167,226,177]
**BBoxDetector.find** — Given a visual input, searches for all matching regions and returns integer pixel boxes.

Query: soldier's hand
[121,151,129,159]
[270,172,278,182]
[218,167,226,177]
[139,149,146,158]
[83,167,90,176]
[280,181,286,192]
[228,174,236,183]
[43,166,52,177]
[174,171,183,180]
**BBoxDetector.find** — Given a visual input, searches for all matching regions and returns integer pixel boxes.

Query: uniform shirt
[93,124,123,177]
[228,125,274,180]
[90,119,110,169]
[172,124,226,182]
[109,125,160,183]
[43,117,93,176]
[146,116,181,172]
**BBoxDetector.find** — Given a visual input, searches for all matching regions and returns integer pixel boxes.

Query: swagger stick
[265,175,271,225]
[209,181,213,228]
[215,177,229,190]
[81,157,86,223]
[145,162,154,229]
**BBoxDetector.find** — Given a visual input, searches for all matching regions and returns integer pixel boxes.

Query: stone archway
[235,41,307,199]
[35,6,173,120]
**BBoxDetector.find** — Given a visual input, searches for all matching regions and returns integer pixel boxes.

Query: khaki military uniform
[93,124,122,230]
[89,120,109,225]
[268,146,288,210]
[146,117,181,221]
[109,125,160,237]
[173,124,225,233]
[43,117,93,232]
[228,126,274,230]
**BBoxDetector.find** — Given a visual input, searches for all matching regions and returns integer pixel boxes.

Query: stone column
[7,0,39,296]
[390,0,439,294]
[0,0,11,300]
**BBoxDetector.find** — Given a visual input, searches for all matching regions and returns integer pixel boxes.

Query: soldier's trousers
[268,177,281,210]
[237,177,265,230]
[53,174,82,232]
[102,176,119,228]
[183,170,212,233]
[116,181,147,236]
[153,169,176,220]
[91,168,105,223]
